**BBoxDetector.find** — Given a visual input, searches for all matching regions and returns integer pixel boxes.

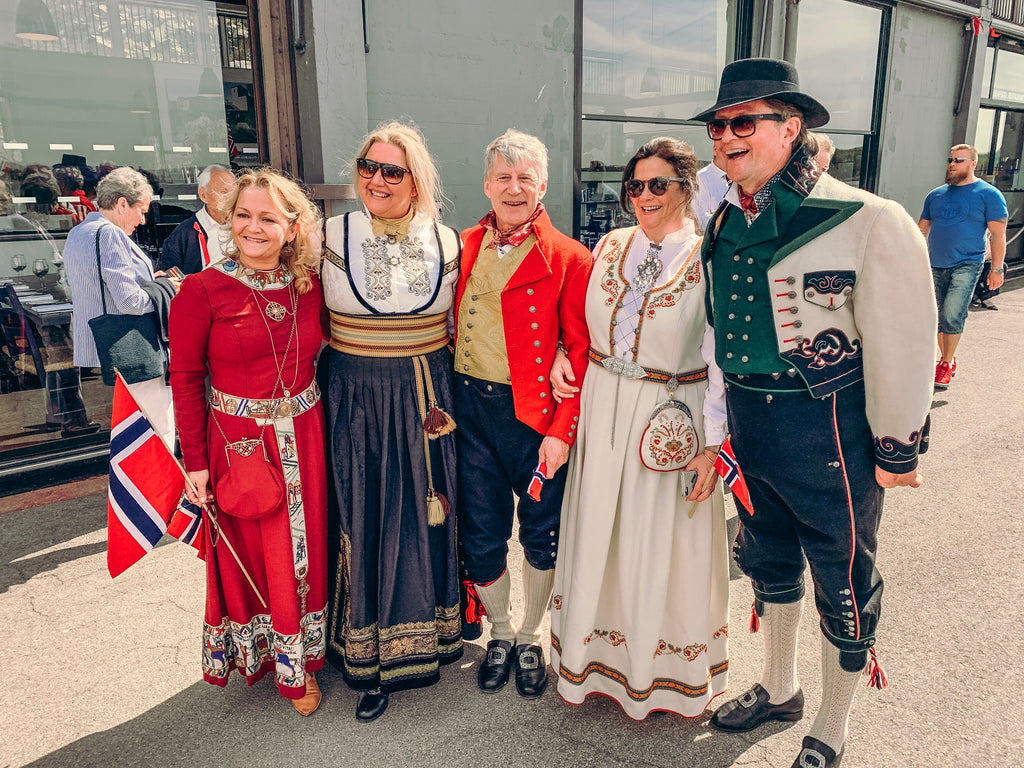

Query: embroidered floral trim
[362,237,393,301]
[788,328,862,370]
[583,629,628,647]
[339,605,463,678]
[217,259,293,290]
[399,238,431,296]
[713,624,730,640]
[655,639,708,661]
[552,594,563,610]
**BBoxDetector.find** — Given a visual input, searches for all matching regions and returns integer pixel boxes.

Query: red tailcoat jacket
[456,209,593,447]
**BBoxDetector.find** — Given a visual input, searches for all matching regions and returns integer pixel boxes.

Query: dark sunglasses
[947,157,969,165]
[706,113,786,141]
[624,176,686,198]
[356,157,411,184]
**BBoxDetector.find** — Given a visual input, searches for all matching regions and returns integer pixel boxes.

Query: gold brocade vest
[454,231,535,384]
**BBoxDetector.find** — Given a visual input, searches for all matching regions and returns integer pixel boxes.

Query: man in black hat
[694,58,936,768]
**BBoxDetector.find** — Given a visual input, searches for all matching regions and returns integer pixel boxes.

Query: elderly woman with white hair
[63,166,179,447]
[321,121,463,722]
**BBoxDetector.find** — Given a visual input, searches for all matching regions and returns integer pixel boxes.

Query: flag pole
[113,370,269,609]
[688,443,724,519]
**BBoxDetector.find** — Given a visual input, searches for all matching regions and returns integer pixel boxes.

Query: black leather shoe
[477,639,514,693]
[355,690,389,722]
[513,643,548,699]
[791,736,843,767]
[709,683,804,733]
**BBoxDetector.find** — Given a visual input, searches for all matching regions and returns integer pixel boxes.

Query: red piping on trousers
[831,392,860,640]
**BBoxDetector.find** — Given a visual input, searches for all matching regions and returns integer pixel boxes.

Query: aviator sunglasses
[706,113,786,141]
[624,176,686,198]
[356,157,411,185]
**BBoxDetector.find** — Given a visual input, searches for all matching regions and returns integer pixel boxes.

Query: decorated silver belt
[209,380,321,421]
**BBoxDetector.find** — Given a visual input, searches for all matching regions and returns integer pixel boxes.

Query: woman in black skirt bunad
[321,121,462,722]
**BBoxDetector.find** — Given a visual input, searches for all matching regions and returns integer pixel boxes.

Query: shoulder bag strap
[94,223,109,316]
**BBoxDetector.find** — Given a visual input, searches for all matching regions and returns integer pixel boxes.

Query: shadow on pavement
[0,492,108,594]
[23,645,770,768]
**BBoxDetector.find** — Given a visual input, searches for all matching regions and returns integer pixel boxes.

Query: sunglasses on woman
[706,113,786,141]
[356,158,411,185]
[624,177,686,198]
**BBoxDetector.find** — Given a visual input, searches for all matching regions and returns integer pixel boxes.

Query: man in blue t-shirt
[918,144,1007,390]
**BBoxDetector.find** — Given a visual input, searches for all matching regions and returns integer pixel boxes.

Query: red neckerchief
[737,189,758,216]
[480,203,545,250]
[194,221,211,266]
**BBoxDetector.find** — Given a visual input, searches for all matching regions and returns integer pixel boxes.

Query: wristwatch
[992,266,1006,274]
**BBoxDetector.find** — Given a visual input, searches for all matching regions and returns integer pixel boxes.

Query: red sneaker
[950,357,957,377]
[934,360,952,390]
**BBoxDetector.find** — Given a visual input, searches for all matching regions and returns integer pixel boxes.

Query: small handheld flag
[528,462,547,502]
[713,438,753,515]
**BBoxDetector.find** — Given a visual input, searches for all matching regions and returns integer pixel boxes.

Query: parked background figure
[807,132,836,173]
[170,169,328,717]
[694,140,730,231]
[918,144,1007,390]
[321,122,462,723]
[158,165,236,274]
[63,166,177,448]
[548,137,730,720]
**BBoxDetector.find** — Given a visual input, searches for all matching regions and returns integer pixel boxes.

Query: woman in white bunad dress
[549,137,730,720]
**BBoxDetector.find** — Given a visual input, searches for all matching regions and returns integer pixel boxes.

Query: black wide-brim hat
[691,57,829,129]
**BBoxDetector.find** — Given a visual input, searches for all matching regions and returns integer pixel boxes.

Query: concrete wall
[877,5,964,215]
[358,0,577,232]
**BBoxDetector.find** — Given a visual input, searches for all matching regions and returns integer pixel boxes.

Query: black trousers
[454,374,567,584]
[726,375,884,657]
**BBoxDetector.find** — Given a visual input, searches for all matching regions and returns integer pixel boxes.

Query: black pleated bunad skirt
[323,345,462,692]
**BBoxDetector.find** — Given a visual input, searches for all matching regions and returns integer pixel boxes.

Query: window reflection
[583,0,728,120]
[794,0,882,133]
[0,0,259,451]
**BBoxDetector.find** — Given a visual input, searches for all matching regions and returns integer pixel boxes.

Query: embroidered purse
[214,437,287,520]
[639,398,699,472]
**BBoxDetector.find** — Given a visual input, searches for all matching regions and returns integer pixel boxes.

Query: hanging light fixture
[639,0,660,96]
[198,67,222,98]
[15,0,59,42]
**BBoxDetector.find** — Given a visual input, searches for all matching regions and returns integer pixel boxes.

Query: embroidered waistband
[329,311,449,358]
[209,381,321,420]
[588,347,708,385]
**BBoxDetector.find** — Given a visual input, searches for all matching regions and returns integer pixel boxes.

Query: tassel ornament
[864,647,888,689]
[424,405,457,437]
[426,490,450,527]
[749,601,760,633]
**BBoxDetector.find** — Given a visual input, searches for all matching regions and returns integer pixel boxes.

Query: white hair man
[158,165,235,274]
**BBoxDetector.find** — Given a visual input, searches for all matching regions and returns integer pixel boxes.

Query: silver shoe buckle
[518,649,540,669]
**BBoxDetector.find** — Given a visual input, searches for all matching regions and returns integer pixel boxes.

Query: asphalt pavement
[2,280,1022,768]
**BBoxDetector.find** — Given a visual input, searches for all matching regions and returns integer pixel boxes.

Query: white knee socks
[759,600,803,703]
[808,638,863,754]
[475,570,517,643]
[516,561,554,647]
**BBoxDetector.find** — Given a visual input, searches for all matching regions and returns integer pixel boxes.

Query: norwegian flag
[106,375,185,577]
[167,494,204,554]
[527,461,547,502]
[713,438,753,515]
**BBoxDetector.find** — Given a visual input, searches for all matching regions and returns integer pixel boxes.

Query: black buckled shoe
[791,736,843,768]
[709,683,804,733]
[355,689,389,722]
[478,639,514,693]
[513,643,548,699]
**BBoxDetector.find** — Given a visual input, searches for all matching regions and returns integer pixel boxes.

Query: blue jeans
[932,262,984,335]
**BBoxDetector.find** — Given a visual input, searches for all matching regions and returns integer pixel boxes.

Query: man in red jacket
[455,129,592,700]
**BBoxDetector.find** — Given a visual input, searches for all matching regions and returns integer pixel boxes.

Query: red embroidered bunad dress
[169,259,328,700]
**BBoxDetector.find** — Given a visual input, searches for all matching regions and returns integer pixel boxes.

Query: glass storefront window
[583,0,731,121]
[991,40,1024,104]
[0,0,260,456]
[579,0,733,246]
[794,0,882,133]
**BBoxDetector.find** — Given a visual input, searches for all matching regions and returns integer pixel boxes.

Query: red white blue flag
[106,375,185,577]
[713,438,753,515]
[166,494,204,554]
